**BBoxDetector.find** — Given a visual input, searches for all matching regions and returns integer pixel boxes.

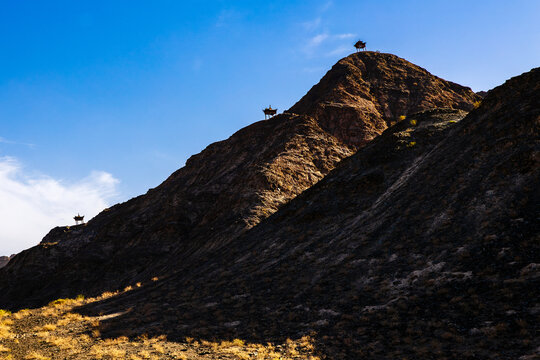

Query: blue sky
[1,0,539,254]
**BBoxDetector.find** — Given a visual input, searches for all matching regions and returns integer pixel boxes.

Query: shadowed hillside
[76,67,539,359]
[0,52,479,310]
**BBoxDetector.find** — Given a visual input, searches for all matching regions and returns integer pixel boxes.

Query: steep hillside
[0,114,354,307]
[289,52,480,147]
[78,68,539,359]
[0,52,479,309]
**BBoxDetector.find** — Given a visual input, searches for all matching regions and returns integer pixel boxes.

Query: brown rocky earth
[0,52,478,309]
[2,54,534,359]
[79,67,538,359]
[289,52,480,147]
[0,256,10,269]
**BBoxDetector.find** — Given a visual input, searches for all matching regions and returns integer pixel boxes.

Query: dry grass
[24,352,51,360]
[0,289,321,360]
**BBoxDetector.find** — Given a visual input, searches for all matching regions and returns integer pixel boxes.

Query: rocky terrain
[0,256,10,269]
[0,52,537,359]
[289,52,479,147]
[0,52,479,309]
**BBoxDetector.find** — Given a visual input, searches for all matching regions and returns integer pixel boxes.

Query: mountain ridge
[289,51,480,147]
[79,67,539,359]
[0,52,480,309]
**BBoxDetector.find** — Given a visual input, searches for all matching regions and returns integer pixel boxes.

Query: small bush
[24,352,51,360]
[48,298,69,307]
[409,119,417,126]
[399,115,407,121]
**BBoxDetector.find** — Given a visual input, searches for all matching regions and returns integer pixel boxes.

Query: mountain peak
[289,51,480,147]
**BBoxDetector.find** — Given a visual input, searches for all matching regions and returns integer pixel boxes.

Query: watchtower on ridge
[74,214,85,225]
[354,40,366,52]
[263,106,277,119]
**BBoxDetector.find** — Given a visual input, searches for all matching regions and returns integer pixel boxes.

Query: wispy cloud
[309,33,330,47]
[0,136,35,149]
[302,32,357,58]
[319,1,333,13]
[303,33,330,55]
[335,33,356,40]
[301,17,322,31]
[327,45,352,57]
[0,156,119,255]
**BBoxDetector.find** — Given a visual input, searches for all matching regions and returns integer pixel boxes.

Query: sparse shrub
[48,298,69,307]
[399,115,407,121]
[41,324,56,331]
[473,100,482,109]
[232,338,245,347]
[13,309,30,319]
[151,343,165,353]
[24,352,50,360]
[409,119,417,126]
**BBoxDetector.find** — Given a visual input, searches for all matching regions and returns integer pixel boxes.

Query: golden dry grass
[0,288,321,360]
[24,351,51,360]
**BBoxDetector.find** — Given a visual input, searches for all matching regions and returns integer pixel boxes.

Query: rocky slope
[78,68,539,359]
[0,256,10,269]
[0,52,479,309]
[289,52,480,147]
[0,114,354,306]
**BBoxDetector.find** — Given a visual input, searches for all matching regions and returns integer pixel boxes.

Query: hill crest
[289,51,480,147]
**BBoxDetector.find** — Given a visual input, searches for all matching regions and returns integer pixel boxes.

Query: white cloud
[335,33,356,40]
[303,33,330,55]
[319,1,333,12]
[0,136,35,148]
[301,17,322,31]
[327,45,353,57]
[0,156,119,255]
[309,33,329,47]
[302,32,358,58]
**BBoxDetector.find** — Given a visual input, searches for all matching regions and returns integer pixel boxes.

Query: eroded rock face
[289,52,480,147]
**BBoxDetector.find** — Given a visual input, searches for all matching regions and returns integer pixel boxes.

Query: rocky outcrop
[289,52,480,147]
[476,90,488,98]
[0,256,10,269]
